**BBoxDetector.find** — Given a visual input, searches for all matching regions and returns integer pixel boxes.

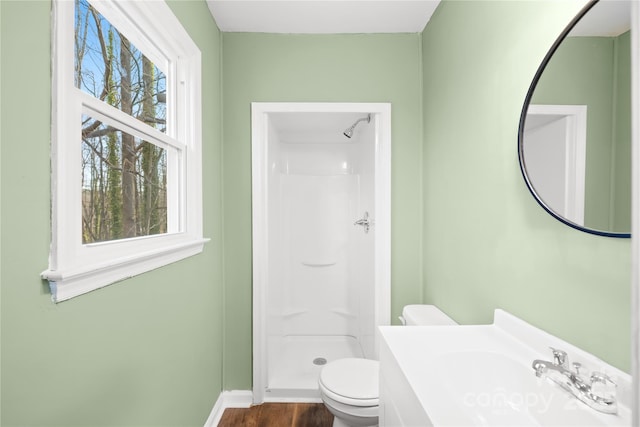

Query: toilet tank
[400,305,457,326]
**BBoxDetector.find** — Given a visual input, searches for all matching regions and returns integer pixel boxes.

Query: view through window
[75,0,168,243]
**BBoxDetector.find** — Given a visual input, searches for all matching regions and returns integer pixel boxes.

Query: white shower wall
[280,173,357,335]
[265,113,376,393]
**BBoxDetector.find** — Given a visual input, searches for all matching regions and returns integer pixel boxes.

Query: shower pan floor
[267,335,363,393]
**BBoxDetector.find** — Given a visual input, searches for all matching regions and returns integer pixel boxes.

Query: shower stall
[251,103,391,403]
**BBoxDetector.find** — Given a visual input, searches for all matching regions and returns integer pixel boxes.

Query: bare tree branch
[75,0,90,88]
[89,5,112,102]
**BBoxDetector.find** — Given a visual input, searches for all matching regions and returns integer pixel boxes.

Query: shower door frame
[250,102,392,404]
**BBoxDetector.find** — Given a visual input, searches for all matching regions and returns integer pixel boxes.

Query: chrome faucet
[532,347,617,414]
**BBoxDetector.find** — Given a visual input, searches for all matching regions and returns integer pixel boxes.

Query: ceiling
[206,0,631,36]
[206,0,441,34]
[570,0,630,37]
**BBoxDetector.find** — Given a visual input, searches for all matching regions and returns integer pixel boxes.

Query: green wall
[422,0,630,371]
[1,2,634,424]
[222,33,424,389]
[0,1,224,425]
[532,33,631,232]
[613,31,632,234]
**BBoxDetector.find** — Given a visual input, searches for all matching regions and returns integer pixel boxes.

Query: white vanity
[378,310,631,426]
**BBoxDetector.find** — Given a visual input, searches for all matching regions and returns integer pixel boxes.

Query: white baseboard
[204,390,253,427]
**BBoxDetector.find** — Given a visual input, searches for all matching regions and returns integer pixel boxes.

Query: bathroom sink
[378,310,631,427]
[436,351,626,426]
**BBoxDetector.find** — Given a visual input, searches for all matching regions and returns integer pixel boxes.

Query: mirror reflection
[520,0,631,236]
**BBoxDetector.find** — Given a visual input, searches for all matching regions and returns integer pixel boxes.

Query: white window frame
[42,0,208,302]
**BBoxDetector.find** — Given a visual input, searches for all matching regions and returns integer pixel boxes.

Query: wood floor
[217,403,334,427]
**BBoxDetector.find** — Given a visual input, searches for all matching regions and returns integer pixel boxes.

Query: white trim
[203,390,253,427]
[43,238,207,302]
[630,0,640,423]
[80,93,185,151]
[526,104,587,225]
[251,106,269,404]
[374,104,392,342]
[45,0,206,302]
[250,102,392,404]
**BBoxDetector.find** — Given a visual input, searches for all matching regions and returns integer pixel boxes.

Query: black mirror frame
[517,0,630,238]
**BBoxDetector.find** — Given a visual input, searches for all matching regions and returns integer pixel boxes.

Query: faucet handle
[572,362,582,376]
[549,347,568,367]
[590,372,617,403]
[590,372,617,387]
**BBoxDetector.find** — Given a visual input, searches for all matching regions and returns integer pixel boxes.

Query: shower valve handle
[354,212,371,233]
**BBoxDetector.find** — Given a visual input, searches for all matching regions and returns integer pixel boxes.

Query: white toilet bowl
[319,305,456,427]
[318,358,379,427]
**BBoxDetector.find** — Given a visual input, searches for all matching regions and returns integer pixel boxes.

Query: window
[42,0,207,302]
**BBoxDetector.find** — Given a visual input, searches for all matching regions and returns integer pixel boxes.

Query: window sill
[41,237,210,302]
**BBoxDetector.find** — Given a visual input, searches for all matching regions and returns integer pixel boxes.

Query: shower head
[343,114,371,138]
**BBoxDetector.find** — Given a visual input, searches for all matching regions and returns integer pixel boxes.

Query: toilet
[318,305,457,427]
[319,358,379,427]
[399,304,457,326]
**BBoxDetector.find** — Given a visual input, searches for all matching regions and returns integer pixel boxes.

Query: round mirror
[518,0,631,237]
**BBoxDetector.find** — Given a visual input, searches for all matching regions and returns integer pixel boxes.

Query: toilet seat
[318,358,379,407]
